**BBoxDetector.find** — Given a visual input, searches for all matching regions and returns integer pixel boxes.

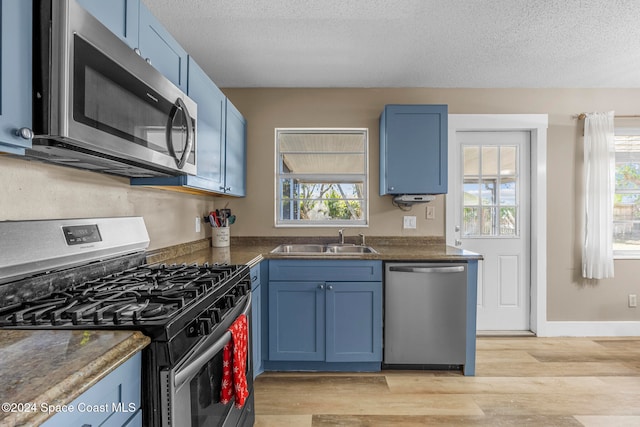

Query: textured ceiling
[143,0,640,88]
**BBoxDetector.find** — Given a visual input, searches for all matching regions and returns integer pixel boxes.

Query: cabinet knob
[327,285,333,290]
[15,127,34,140]
[133,47,141,56]
[318,284,324,290]
[455,239,462,246]
[145,57,151,64]
[389,186,395,191]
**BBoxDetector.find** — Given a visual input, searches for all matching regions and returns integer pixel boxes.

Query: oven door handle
[173,294,251,391]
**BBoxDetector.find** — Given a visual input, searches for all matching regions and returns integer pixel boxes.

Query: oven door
[160,295,253,427]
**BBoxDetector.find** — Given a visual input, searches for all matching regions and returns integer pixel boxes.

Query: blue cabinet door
[224,99,247,197]
[187,58,226,191]
[76,0,139,48]
[325,282,382,362]
[0,0,32,155]
[380,104,448,195]
[138,2,188,92]
[268,281,325,361]
[41,352,142,427]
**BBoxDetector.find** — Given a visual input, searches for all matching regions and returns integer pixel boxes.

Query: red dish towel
[220,313,249,408]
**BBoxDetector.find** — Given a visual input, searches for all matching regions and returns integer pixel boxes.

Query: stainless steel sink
[270,243,377,255]
[270,244,326,253]
[324,245,377,254]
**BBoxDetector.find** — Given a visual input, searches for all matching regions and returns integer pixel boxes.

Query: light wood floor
[254,337,640,426]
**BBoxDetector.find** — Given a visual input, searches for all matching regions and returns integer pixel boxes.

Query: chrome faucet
[358,233,366,246]
[338,229,345,244]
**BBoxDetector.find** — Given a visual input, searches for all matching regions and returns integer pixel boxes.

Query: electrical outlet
[195,216,201,233]
[403,216,417,229]
[426,206,435,220]
[629,294,637,308]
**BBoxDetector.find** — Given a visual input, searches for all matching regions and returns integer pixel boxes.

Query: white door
[449,131,530,331]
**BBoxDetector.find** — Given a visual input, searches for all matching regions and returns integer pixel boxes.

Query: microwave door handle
[166,97,194,169]
[173,293,251,392]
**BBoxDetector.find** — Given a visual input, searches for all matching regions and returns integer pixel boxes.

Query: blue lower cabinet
[269,281,326,361]
[41,352,142,426]
[266,260,382,371]
[325,282,382,363]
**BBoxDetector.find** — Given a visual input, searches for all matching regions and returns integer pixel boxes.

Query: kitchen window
[613,130,640,258]
[275,128,368,227]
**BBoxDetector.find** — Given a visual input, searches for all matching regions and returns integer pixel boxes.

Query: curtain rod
[575,113,640,120]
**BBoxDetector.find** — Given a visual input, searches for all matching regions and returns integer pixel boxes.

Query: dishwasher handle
[388,266,465,274]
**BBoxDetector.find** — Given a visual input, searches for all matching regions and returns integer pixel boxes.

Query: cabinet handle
[252,275,258,282]
[389,266,465,274]
[327,285,333,290]
[15,127,33,140]
[145,57,151,64]
[133,47,141,56]
[318,284,324,290]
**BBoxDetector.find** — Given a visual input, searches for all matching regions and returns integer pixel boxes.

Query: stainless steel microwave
[29,0,197,178]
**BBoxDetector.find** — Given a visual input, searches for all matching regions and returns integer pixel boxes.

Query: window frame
[613,127,640,259]
[274,127,369,228]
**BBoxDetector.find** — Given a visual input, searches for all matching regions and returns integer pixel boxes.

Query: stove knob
[198,318,213,335]
[209,307,222,324]
[225,294,236,308]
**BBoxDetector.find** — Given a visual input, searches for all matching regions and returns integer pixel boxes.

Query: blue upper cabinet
[77,0,187,92]
[379,104,448,195]
[0,0,32,155]
[138,2,188,93]
[76,0,139,49]
[224,99,247,197]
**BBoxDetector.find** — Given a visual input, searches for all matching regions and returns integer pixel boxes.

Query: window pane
[463,180,480,206]
[481,180,495,205]
[500,146,517,175]
[482,146,498,175]
[463,207,479,235]
[613,134,640,252]
[481,207,496,236]
[500,179,516,205]
[276,129,368,227]
[463,146,480,176]
[500,207,517,236]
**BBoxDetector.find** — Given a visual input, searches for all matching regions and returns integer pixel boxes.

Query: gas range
[0,217,254,427]
[0,262,249,340]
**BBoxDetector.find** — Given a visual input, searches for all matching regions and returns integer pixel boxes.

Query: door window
[462,144,519,237]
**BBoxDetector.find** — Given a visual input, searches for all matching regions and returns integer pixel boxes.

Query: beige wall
[2,87,639,322]
[0,155,217,250]
[223,87,640,322]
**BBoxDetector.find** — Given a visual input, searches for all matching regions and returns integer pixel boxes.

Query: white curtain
[582,111,615,279]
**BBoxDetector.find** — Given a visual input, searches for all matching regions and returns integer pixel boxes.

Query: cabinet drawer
[269,260,382,282]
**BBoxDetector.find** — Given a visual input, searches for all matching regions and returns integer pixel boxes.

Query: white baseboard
[536,321,640,337]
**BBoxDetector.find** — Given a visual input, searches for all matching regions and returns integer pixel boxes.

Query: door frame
[446,115,548,335]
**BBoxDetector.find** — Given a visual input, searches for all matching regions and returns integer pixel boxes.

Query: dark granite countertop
[0,330,150,427]
[150,236,482,266]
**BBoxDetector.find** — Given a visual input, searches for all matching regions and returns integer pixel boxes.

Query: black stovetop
[0,262,250,341]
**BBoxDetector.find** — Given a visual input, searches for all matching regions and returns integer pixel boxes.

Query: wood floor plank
[312,414,583,427]
[254,337,640,426]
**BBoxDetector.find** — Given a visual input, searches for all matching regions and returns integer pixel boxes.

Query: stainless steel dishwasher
[383,262,467,368]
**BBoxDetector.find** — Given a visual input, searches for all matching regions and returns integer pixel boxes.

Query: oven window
[190,351,229,427]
